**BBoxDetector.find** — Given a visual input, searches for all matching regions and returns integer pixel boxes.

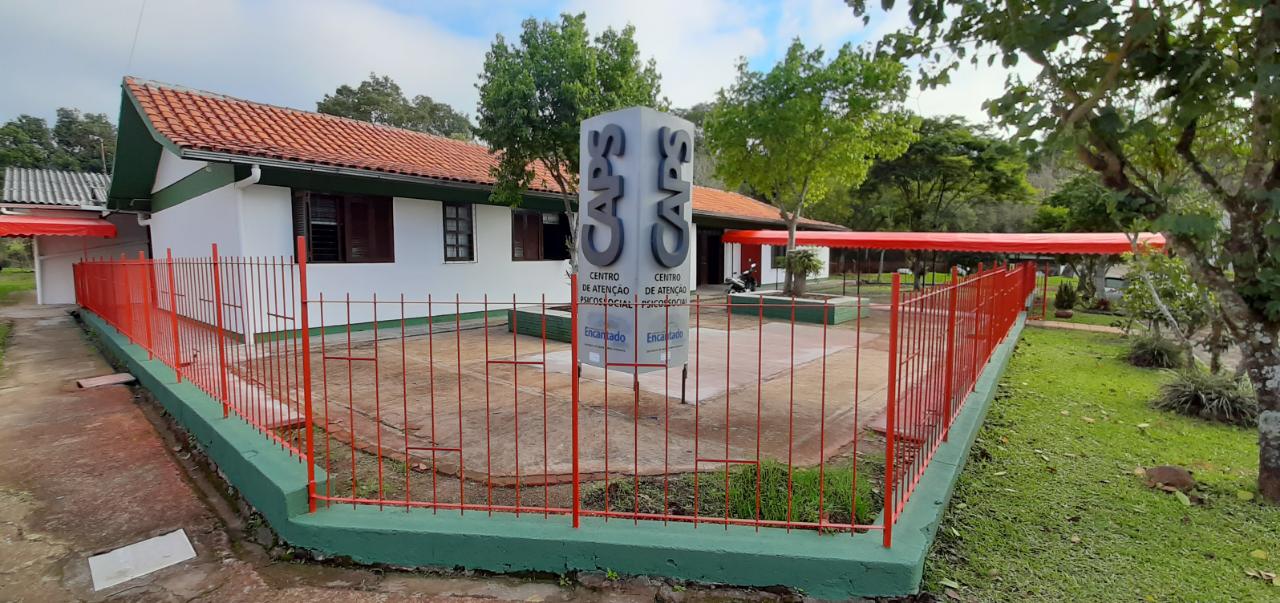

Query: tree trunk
[1208,319,1227,374]
[557,184,578,277]
[1241,336,1280,504]
[792,270,808,297]
[782,213,799,295]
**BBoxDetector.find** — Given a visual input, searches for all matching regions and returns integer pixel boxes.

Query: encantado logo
[583,327,627,343]
[646,329,684,344]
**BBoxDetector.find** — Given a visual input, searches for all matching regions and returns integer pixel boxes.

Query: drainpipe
[232,163,261,346]
[234,164,262,189]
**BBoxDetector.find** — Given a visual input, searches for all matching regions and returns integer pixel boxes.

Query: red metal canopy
[0,214,117,238]
[720,230,1165,255]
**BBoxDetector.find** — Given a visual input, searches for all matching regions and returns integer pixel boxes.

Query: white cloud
[0,0,1028,128]
[774,0,868,51]
[0,0,488,121]
[563,0,768,108]
[909,58,1041,126]
[763,0,1033,126]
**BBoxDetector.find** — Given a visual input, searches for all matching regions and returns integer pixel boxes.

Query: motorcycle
[724,259,759,293]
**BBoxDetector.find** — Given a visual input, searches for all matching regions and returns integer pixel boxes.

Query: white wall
[723,240,830,290]
[240,185,571,326]
[34,211,149,304]
[153,151,207,191]
[148,183,242,259]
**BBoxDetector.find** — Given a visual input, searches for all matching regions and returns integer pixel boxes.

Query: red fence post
[296,236,317,513]
[883,273,901,548]
[943,266,958,441]
[121,253,136,341]
[1041,262,1049,318]
[165,248,183,383]
[570,273,581,529]
[139,251,154,359]
[211,244,230,418]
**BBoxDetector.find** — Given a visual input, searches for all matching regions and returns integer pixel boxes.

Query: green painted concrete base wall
[80,309,1026,599]
[507,308,572,343]
[728,293,870,324]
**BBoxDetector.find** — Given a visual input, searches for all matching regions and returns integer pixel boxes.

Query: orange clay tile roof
[125,77,841,230]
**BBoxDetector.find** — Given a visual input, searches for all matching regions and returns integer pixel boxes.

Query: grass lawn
[922,328,1279,601]
[0,269,35,304]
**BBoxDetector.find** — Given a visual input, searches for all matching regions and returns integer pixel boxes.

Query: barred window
[443,202,475,262]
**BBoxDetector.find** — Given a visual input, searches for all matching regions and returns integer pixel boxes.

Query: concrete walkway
[0,298,562,600]
[1026,318,1124,334]
[0,296,800,602]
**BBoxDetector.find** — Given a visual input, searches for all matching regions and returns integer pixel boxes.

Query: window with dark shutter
[291,190,393,263]
[442,202,474,262]
[540,212,571,261]
[512,210,571,261]
[511,210,543,261]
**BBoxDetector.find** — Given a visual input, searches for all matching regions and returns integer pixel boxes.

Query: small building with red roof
[1,167,149,304]
[106,78,843,319]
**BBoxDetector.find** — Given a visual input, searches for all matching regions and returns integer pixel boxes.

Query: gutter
[181,150,563,201]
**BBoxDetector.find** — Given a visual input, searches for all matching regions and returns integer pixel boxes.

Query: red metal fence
[74,238,1034,547]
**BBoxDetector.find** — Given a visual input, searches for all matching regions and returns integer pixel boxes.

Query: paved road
[0,296,641,602]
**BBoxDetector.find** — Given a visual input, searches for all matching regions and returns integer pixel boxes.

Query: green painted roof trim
[150,163,238,212]
[255,166,570,213]
[107,86,167,210]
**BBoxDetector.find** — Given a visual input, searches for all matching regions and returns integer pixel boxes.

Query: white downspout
[234,164,262,189]
[32,237,42,305]
[233,164,260,347]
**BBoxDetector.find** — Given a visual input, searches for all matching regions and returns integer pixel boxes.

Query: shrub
[783,248,825,296]
[1054,282,1077,310]
[1154,368,1258,427]
[1126,334,1183,368]
[581,459,880,526]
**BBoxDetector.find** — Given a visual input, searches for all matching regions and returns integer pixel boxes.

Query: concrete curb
[81,309,1025,599]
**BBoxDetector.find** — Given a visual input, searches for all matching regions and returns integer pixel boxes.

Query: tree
[0,115,57,172]
[849,0,1280,503]
[705,40,915,294]
[50,108,116,173]
[854,115,1033,286]
[860,116,1033,232]
[1033,174,1124,299]
[672,103,723,188]
[1121,249,1215,367]
[0,110,117,191]
[317,73,473,139]
[475,13,664,269]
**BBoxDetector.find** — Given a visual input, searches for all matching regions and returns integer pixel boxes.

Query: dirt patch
[240,307,894,490]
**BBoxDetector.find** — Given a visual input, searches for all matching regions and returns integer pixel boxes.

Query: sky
[0,0,1033,127]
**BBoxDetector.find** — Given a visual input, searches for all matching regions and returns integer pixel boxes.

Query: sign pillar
[576,107,694,373]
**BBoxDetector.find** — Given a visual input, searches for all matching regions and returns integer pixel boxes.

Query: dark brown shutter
[341,196,393,262]
[370,197,393,261]
[512,211,544,260]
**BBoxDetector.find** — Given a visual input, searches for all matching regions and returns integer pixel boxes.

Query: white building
[0,167,149,304]
[105,78,842,326]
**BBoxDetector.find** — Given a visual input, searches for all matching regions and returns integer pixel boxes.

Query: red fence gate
[74,237,1035,547]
